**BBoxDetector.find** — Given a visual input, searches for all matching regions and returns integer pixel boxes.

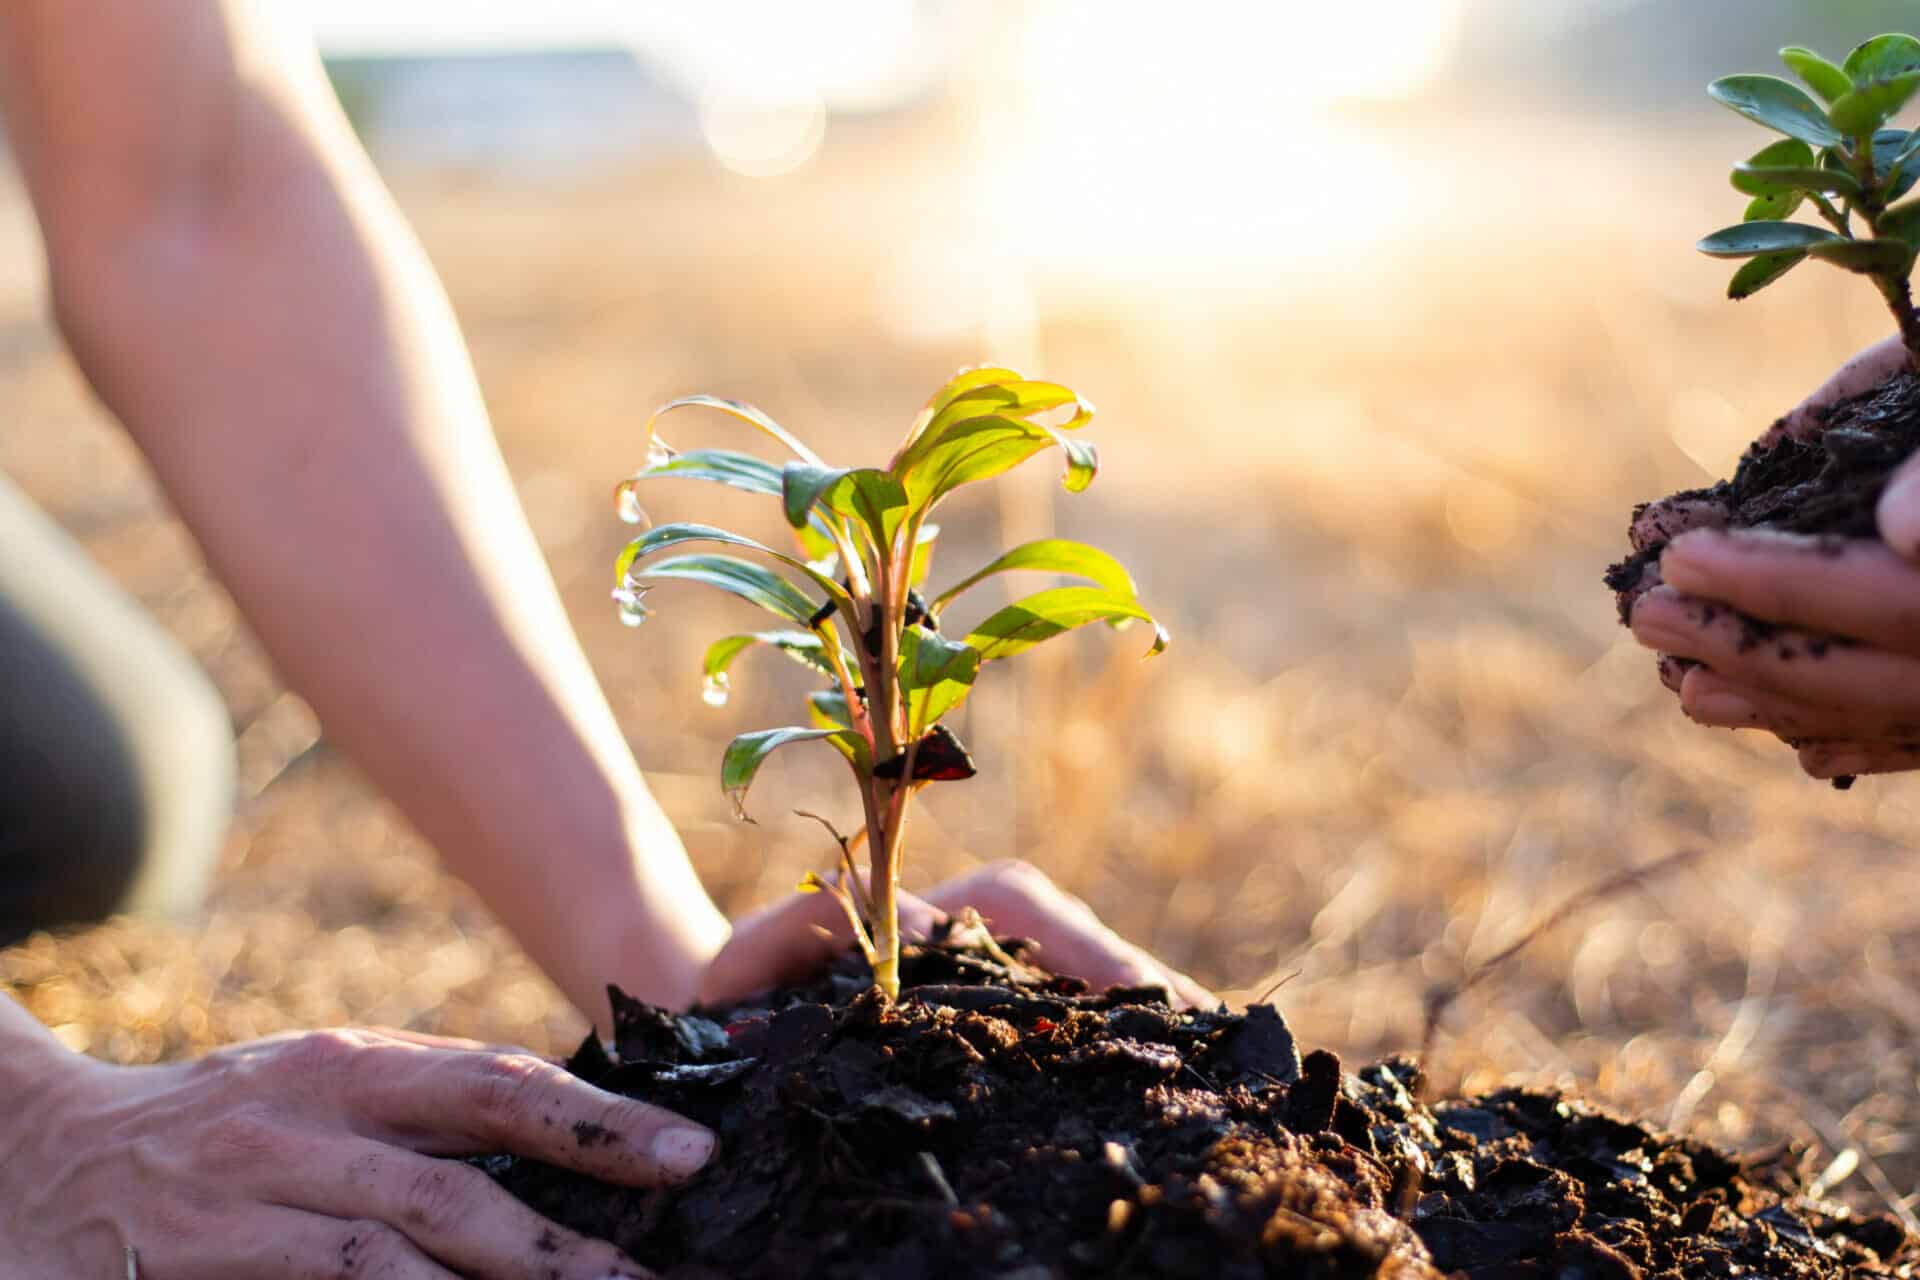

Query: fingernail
[652,1126,716,1176]
[1688,690,1758,726]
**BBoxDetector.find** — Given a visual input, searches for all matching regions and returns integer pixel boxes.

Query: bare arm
[0,0,726,1017]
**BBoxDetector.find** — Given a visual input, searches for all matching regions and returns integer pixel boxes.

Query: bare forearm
[5,8,724,1014]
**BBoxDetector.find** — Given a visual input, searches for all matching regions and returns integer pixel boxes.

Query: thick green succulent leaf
[616,522,851,610]
[1843,34,1920,86]
[965,586,1169,664]
[1781,46,1854,103]
[644,394,825,466]
[1698,221,1844,257]
[1829,72,1920,138]
[1709,74,1843,147]
[930,538,1139,616]
[629,554,822,626]
[897,625,981,735]
[1744,191,1804,220]
[1728,251,1807,299]
[781,463,909,551]
[721,727,860,821]
[702,630,834,703]
[1731,162,1861,198]
[1805,237,1916,272]
[1879,198,1920,247]
[1889,130,1920,189]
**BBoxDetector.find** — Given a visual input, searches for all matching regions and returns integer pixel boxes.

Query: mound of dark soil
[482,931,1912,1279]
[1605,370,1920,613]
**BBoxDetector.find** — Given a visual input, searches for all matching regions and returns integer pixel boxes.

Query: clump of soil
[1605,369,1920,611]
[482,928,1912,1278]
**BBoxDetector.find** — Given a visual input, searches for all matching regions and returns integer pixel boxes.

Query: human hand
[2,1027,715,1278]
[698,859,1215,1010]
[1621,334,1920,780]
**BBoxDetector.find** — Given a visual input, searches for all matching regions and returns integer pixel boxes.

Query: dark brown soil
[481,930,1914,1279]
[1604,370,1920,613]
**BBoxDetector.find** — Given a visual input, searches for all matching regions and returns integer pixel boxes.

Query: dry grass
[5,107,1920,1217]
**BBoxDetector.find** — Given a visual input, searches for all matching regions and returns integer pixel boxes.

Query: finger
[698,883,946,1005]
[1631,586,1920,715]
[1660,528,1920,658]
[346,1045,716,1187]
[1880,443,1920,559]
[370,1029,546,1060]
[219,1207,461,1280]
[924,862,1216,1009]
[1799,740,1920,780]
[1675,667,1908,741]
[272,1140,650,1280]
[1656,653,1693,694]
[1776,334,1910,441]
[1629,494,1729,553]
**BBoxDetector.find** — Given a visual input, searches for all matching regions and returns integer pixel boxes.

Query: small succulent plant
[1698,34,1920,367]
[612,370,1165,998]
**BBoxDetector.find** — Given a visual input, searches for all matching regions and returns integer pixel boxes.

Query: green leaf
[1781,46,1853,103]
[1744,191,1804,221]
[898,378,1085,470]
[897,625,981,735]
[1731,162,1861,198]
[1888,129,1920,191]
[1880,198,1920,247]
[805,691,869,768]
[780,463,910,551]
[721,727,859,821]
[1829,72,1920,138]
[616,522,851,611]
[1843,34,1920,86]
[643,447,783,496]
[639,448,839,561]
[965,586,1169,664]
[630,554,822,626]
[702,630,835,704]
[644,394,825,466]
[930,538,1139,616]
[1806,237,1916,273]
[808,689,852,729]
[908,523,939,588]
[1708,75,1843,147]
[1728,251,1807,299]
[898,413,1099,514]
[1698,221,1843,257]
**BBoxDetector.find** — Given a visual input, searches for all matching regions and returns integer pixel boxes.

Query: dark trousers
[0,472,231,946]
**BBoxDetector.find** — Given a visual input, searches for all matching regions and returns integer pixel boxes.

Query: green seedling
[1699,34,1920,367]
[611,370,1166,999]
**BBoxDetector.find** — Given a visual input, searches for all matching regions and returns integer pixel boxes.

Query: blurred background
[7,0,1920,1222]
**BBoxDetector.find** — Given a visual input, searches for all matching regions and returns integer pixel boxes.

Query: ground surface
[5,106,1920,1236]
[489,936,1914,1278]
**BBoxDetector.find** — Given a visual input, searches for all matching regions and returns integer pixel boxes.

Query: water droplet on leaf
[614,479,651,527]
[612,585,653,628]
[702,671,731,707]
[645,437,678,470]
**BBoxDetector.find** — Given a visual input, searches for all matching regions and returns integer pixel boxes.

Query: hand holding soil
[0,1023,712,1279]
[1615,335,1920,780]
